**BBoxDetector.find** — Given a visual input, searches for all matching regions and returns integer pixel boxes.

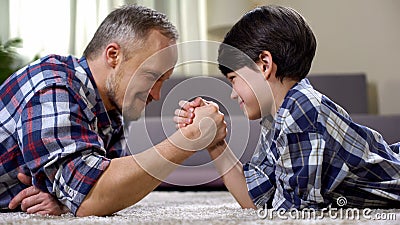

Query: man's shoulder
[29,54,82,85]
[0,54,95,110]
[4,54,82,89]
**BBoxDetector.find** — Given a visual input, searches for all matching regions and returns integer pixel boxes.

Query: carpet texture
[0,191,399,224]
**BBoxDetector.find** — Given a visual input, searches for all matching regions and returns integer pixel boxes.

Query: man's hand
[173,97,226,150]
[8,173,69,215]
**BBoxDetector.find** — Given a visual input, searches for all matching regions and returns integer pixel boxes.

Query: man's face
[227,66,274,120]
[106,30,178,121]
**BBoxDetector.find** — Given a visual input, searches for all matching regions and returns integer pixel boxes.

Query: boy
[175,5,400,210]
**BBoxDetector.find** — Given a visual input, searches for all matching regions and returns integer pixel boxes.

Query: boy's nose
[230,89,238,100]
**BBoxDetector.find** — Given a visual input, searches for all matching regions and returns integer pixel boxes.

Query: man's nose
[149,83,162,101]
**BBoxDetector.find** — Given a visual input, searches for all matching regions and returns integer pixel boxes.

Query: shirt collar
[77,56,122,131]
[260,114,274,129]
[260,78,313,130]
[292,78,312,90]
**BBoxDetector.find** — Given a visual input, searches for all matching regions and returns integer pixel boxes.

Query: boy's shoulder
[276,78,348,134]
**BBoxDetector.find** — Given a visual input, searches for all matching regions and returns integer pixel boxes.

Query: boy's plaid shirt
[244,78,400,209]
[0,55,127,215]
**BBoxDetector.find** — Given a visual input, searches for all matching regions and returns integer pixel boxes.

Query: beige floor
[0,191,399,225]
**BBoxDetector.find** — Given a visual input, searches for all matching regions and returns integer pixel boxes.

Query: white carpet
[0,191,399,225]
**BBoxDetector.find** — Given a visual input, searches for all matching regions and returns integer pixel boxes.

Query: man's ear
[258,51,273,80]
[105,43,121,68]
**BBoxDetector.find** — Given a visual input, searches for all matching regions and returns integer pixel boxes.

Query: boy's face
[227,66,274,120]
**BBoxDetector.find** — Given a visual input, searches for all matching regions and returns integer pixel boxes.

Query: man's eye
[145,73,158,81]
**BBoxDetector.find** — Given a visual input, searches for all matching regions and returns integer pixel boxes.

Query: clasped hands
[173,97,227,151]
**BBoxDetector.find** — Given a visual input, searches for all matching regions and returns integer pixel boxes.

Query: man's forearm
[208,141,256,209]
[76,130,195,216]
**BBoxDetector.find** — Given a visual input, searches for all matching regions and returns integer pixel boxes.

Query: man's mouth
[136,92,151,104]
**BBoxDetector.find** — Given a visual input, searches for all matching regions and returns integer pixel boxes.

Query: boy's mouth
[239,100,245,108]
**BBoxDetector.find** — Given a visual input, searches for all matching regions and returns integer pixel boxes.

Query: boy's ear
[258,51,273,80]
[105,43,122,68]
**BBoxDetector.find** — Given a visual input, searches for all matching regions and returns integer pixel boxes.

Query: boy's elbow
[240,203,257,210]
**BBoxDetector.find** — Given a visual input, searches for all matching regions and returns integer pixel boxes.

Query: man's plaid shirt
[244,78,400,209]
[0,55,127,215]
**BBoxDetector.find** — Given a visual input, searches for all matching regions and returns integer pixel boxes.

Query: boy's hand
[9,173,69,215]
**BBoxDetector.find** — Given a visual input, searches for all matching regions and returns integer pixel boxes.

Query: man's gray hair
[83,4,178,60]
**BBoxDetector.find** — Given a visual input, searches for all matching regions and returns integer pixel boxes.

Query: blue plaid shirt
[0,55,127,215]
[244,78,400,209]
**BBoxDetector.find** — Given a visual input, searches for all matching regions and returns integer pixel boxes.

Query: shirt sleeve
[244,129,328,210]
[243,131,276,208]
[18,86,111,215]
[390,142,400,154]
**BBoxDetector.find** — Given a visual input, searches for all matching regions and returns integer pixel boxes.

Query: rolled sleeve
[55,152,110,214]
[243,161,276,208]
[18,86,110,215]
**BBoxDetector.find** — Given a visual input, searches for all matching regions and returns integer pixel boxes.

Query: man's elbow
[76,205,95,217]
[75,201,112,217]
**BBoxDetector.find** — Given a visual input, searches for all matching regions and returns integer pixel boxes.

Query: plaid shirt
[0,55,127,215]
[244,78,400,210]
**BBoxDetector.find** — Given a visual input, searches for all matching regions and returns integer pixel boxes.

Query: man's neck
[86,58,115,112]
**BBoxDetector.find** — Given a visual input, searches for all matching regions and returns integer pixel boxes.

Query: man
[0,5,226,216]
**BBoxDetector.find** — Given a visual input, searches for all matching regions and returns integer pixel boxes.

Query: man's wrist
[169,127,201,152]
[207,140,227,154]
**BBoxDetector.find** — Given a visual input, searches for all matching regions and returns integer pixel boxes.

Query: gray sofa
[126,74,400,188]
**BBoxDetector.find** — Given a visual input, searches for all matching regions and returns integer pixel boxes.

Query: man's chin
[122,108,144,121]
[124,113,142,121]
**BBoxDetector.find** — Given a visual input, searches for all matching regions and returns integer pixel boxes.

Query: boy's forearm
[76,130,195,217]
[208,141,256,209]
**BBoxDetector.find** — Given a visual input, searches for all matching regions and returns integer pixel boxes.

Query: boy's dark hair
[218,5,316,82]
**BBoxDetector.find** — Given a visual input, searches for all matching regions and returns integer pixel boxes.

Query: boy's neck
[269,77,298,115]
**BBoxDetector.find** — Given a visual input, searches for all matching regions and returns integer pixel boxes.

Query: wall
[0,0,9,43]
[3,0,399,114]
